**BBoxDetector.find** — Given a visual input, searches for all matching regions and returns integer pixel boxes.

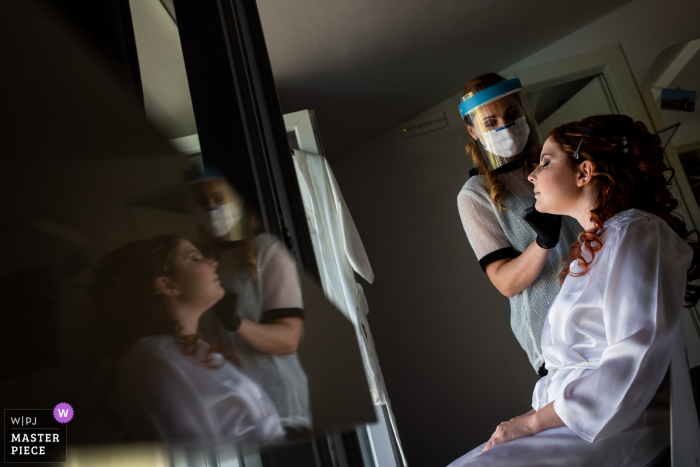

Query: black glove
[522,206,562,249]
[212,292,241,331]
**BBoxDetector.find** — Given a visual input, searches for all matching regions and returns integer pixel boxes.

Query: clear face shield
[459,78,542,171]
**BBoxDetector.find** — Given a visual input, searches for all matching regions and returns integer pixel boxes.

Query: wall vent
[402,111,448,138]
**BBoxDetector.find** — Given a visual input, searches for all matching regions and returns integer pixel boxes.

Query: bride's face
[164,239,225,311]
[528,137,585,215]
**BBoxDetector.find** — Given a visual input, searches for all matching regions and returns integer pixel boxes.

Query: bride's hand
[481,415,536,453]
[481,403,564,453]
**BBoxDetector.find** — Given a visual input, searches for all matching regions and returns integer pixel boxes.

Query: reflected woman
[90,235,284,446]
[448,115,698,466]
[457,73,581,375]
[184,168,312,434]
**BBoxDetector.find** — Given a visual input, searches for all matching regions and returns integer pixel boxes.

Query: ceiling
[256,0,634,157]
[133,0,634,158]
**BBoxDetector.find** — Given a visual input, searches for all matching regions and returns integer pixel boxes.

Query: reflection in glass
[1,0,374,460]
[184,169,312,434]
[91,235,284,446]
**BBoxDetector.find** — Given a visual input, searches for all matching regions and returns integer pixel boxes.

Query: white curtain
[292,149,387,405]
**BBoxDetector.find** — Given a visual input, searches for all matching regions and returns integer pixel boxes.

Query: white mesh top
[198,234,311,429]
[457,166,582,372]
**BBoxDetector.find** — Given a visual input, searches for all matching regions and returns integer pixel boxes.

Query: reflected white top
[198,234,311,429]
[111,335,285,446]
[533,209,693,442]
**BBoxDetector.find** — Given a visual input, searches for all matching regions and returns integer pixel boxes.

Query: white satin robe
[111,336,285,447]
[448,209,693,467]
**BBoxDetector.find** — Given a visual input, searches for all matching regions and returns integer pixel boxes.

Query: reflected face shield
[459,78,541,171]
[184,168,245,239]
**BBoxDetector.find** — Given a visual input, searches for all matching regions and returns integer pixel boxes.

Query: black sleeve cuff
[478,247,516,273]
[260,308,304,324]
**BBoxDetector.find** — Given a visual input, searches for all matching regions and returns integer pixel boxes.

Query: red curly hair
[549,115,700,306]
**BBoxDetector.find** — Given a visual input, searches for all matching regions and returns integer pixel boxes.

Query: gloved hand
[212,292,241,331]
[522,206,562,249]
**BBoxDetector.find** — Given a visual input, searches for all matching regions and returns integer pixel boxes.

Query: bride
[448,114,699,466]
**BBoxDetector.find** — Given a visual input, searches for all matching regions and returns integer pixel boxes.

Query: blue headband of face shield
[458,78,523,118]
[183,166,225,183]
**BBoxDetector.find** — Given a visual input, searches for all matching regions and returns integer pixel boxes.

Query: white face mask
[197,202,242,238]
[475,115,530,158]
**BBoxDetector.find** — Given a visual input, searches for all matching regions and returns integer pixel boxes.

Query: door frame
[508,44,653,129]
[284,109,326,156]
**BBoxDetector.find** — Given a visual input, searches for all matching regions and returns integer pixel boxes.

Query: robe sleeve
[457,180,514,272]
[553,218,692,442]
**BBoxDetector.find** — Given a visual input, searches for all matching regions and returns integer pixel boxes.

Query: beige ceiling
[133,0,635,156]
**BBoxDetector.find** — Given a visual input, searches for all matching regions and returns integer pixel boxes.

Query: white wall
[330,1,700,464]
